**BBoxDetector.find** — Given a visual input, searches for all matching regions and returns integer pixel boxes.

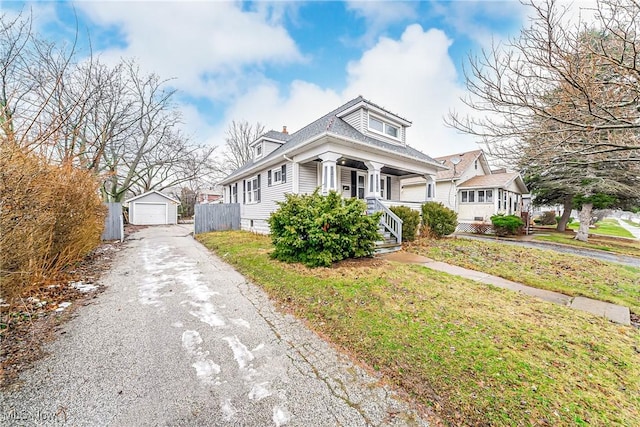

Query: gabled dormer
[336,96,411,145]
[251,127,291,161]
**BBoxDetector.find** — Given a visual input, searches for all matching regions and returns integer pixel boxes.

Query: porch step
[374,242,402,254]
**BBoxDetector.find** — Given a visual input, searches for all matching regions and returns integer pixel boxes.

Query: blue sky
[1,1,532,157]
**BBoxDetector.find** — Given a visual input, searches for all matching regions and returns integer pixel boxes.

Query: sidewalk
[617,218,640,239]
[380,251,631,326]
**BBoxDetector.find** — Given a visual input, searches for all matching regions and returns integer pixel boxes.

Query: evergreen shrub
[491,214,525,236]
[389,205,420,242]
[421,202,458,238]
[268,191,381,267]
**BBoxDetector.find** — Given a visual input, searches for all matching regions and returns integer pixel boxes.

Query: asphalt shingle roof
[434,149,483,180]
[457,172,524,190]
[222,96,441,183]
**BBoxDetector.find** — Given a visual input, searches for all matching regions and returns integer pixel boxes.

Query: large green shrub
[389,205,420,242]
[490,214,525,236]
[268,190,381,267]
[421,202,458,238]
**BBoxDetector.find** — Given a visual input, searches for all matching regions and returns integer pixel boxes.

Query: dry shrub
[471,222,492,234]
[0,143,105,302]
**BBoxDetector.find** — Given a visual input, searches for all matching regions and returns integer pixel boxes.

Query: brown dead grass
[0,241,121,388]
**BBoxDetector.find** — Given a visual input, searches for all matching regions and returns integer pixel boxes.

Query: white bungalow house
[401,149,528,227]
[219,96,447,250]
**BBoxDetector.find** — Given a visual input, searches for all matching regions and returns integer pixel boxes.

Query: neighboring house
[125,190,180,225]
[197,188,223,204]
[401,149,528,224]
[219,96,447,249]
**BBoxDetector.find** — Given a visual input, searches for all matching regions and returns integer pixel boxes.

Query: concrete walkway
[617,218,640,239]
[380,252,631,326]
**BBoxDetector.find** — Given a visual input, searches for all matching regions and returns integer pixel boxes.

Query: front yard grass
[533,232,640,258]
[408,237,640,314]
[197,231,640,427]
[568,218,634,238]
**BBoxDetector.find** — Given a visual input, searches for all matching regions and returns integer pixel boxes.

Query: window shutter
[268,170,272,186]
[386,176,391,200]
[282,164,287,183]
[351,171,357,198]
[243,180,246,204]
[257,174,261,202]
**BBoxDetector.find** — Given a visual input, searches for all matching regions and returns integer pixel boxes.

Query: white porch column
[424,174,435,202]
[364,161,383,198]
[320,152,341,194]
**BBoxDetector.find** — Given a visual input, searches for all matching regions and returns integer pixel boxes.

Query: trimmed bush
[268,190,381,267]
[389,206,420,242]
[421,202,458,238]
[540,211,557,225]
[491,214,525,236]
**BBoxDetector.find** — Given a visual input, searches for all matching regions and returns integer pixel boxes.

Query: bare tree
[447,0,640,241]
[221,120,265,172]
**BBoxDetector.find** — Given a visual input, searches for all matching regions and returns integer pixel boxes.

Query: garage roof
[124,190,180,204]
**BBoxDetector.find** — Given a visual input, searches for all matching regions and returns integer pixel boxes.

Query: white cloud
[219,24,479,158]
[75,1,304,98]
[345,0,418,45]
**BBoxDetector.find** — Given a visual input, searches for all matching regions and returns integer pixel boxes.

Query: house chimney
[282,126,288,134]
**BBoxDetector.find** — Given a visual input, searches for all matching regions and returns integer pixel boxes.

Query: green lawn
[408,237,640,314]
[533,232,640,257]
[197,231,640,427]
[568,218,634,238]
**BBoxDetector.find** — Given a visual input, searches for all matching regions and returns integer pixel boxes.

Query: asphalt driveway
[0,225,428,426]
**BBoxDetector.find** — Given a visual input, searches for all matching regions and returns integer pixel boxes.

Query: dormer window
[255,143,263,158]
[368,114,400,140]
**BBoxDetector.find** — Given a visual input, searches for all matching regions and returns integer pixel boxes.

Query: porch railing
[366,197,403,244]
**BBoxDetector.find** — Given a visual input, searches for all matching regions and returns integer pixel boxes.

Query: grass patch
[408,237,640,314]
[534,232,640,258]
[198,231,640,426]
[568,219,634,238]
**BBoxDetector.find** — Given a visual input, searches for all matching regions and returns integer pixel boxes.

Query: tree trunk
[575,203,592,242]
[556,195,573,232]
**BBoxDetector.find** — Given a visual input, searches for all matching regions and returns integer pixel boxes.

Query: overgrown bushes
[421,202,458,238]
[268,191,381,267]
[539,211,557,225]
[0,143,105,301]
[389,206,420,242]
[490,214,524,236]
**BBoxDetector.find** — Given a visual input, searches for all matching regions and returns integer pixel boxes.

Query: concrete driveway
[0,225,428,426]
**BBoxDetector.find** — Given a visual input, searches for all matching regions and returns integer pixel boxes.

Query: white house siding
[458,203,495,222]
[435,181,456,210]
[298,162,318,194]
[262,140,283,157]
[232,162,293,234]
[342,109,365,133]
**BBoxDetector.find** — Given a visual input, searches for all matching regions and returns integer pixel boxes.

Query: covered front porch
[294,150,438,251]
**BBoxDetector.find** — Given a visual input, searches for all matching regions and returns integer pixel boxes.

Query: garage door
[134,203,167,225]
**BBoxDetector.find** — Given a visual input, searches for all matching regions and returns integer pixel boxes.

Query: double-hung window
[246,175,260,203]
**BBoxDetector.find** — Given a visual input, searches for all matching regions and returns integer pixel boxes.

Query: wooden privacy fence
[102,202,124,241]
[195,203,240,234]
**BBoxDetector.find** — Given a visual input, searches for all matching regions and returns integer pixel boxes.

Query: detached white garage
[126,191,180,225]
